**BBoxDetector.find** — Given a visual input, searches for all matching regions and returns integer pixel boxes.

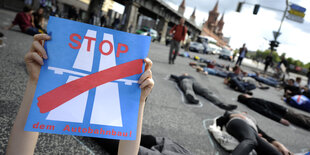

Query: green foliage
[287,57,294,64]
[293,60,304,67]
[305,63,310,69]
[251,49,309,69]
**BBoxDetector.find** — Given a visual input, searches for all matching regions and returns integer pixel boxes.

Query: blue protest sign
[24,16,151,140]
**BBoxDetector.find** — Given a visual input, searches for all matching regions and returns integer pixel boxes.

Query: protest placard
[25,16,151,140]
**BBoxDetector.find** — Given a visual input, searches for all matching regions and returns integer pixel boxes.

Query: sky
[162,0,310,64]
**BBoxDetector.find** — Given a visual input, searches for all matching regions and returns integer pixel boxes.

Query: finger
[144,58,152,71]
[31,52,44,65]
[140,78,154,89]
[138,70,152,84]
[33,41,48,59]
[34,34,51,41]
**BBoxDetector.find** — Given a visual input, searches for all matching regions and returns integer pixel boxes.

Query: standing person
[68,6,78,21]
[112,18,120,30]
[235,43,248,66]
[50,0,59,17]
[264,53,273,73]
[100,14,107,27]
[5,6,40,36]
[276,55,288,79]
[168,18,187,64]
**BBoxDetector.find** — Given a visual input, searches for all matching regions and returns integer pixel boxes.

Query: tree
[280,53,286,58]
[271,51,280,63]
[293,60,304,67]
[286,57,294,65]
[304,62,310,69]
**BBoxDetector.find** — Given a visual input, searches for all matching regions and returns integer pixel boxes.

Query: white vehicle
[136,27,158,42]
[208,44,222,55]
[189,42,204,53]
[219,48,233,61]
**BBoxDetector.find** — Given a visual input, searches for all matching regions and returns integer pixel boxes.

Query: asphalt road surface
[1,8,309,155]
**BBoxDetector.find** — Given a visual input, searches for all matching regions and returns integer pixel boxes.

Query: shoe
[186,93,199,104]
[259,86,269,90]
[219,104,238,111]
[246,91,253,95]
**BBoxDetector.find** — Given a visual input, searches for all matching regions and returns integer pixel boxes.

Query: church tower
[204,0,219,32]
[216,13,224,38]
[178,0,186,16]
[190,7,196,23]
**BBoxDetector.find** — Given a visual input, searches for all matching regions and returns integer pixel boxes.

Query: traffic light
[236,2,243,12]
[269,40,280,51]
[253,4,260,15]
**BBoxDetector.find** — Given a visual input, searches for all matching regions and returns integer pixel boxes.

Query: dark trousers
[169,39,180,63]
[284,110,310,130]
[25,27,40,36]
[236,57,244,66]
[254,76,278,87]
[226,119,281,155]
[179,78,224,106]
[264,63,270,73]
[230,77,256,93]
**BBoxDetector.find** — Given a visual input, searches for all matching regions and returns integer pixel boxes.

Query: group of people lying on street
[183,54,310,113]
[168,53,310,154]
[189,60,280,88]
[170,73,310,130]
[177,51,310,113]
[170,73,309,154]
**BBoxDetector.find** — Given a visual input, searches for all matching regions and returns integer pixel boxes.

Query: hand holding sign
[139,58,154,102]
[25,34,50,82]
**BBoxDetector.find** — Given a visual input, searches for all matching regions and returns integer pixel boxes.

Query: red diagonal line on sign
[297,95,302,103]
[37,59,143,113]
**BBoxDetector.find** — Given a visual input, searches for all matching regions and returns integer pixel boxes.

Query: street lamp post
[274,0,289,42]
[269,0,289,54]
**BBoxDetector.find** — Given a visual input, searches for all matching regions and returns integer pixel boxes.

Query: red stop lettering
[69,33,82,49]
[116,43,128,57]
[84,36,96,52]
[99,40,113,55]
